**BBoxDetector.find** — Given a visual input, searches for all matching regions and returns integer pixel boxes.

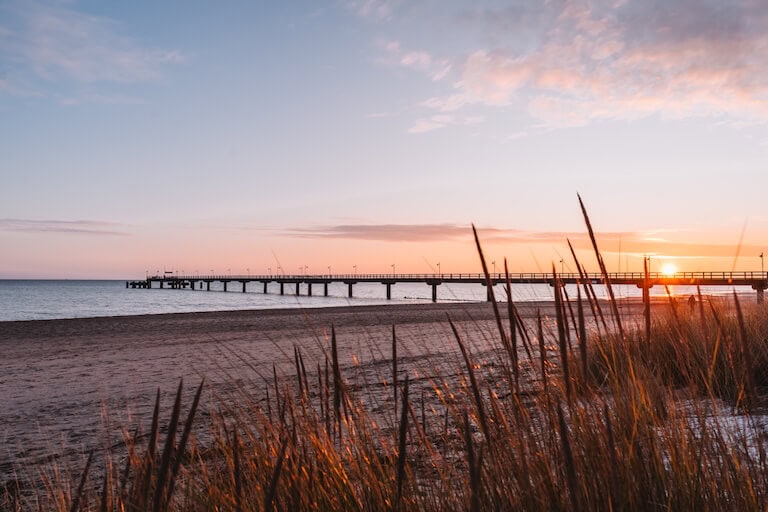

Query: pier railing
[147,271,768,282]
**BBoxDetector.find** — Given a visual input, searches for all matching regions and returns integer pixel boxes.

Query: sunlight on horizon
[661,263,679,276]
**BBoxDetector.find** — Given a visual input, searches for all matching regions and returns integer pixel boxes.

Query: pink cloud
[416,0,768,126]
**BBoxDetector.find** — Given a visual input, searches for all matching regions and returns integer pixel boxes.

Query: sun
[660,263,678,276]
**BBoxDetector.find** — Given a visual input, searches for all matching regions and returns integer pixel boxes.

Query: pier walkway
[128,271,768,304]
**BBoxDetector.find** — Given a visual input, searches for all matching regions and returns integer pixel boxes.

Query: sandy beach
[0,298,656,486]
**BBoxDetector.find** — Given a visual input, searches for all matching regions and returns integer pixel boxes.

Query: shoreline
[0,293,688,327]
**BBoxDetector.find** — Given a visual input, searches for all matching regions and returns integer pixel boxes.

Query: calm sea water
[0,279,754,322]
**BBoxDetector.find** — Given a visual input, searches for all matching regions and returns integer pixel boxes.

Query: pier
[127,271,768,304]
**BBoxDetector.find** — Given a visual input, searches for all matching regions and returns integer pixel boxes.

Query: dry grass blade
[664,284,682,328]
[577,287,587,383]
[99,468,109,512]
[396,375,409,510]
[119,426,138,498]
[568,238,608,334]
[463,410,482,512]
[697,285,707,325]
[138,389,161,507]
[273,364,282,425]
[577,193,624,339]
[69,450,93,512]
[538,310,549,399]
[393,324,398,419]
[233,429,243,512]
[331,324,343,441]
[557,404,579,512]
[553,264,572,400]
[560,282,577,351]
[152,380,183,512]
[298,348,309,398]
[324,357,331,438]
[165,379,204,509]
[450,317,491,449]
[504,259,520,394]
[644,255,651,343]
[264,436,289,511]
[604,403,618,511]
[294,345,304,397]
[472,224,510,353]
[733,292,756,411]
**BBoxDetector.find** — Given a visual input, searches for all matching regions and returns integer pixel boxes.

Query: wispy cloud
[346,0,405,20]
[407,113,487,133]
[407,115,453,133]
[380,40,452,81]
[284,223,636,243]
[59,92,146,106]
[0,219,128,236]
[406,0,768,127]
[0,1,185,94]
[284,223,474,242]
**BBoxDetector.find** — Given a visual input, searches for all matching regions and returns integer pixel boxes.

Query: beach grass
[5,202,768,511]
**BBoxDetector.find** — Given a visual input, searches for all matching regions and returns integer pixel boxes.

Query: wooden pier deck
[128,271,768,303]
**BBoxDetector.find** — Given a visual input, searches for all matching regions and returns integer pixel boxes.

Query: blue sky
[1,0,767,278]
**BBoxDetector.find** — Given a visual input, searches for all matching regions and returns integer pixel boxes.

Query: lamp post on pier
[353,265,357,275]
[391,263,395,276]
[761,252,764,275]
[437,262,441,276]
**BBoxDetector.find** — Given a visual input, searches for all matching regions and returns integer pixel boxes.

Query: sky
[1,0,767,279]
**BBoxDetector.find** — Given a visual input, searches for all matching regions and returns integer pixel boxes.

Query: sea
[0,279,754,322]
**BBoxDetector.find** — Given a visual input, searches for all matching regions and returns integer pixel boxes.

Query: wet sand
[0,299,651,485]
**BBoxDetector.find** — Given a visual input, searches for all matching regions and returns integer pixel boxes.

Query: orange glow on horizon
[661,263,678,276]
